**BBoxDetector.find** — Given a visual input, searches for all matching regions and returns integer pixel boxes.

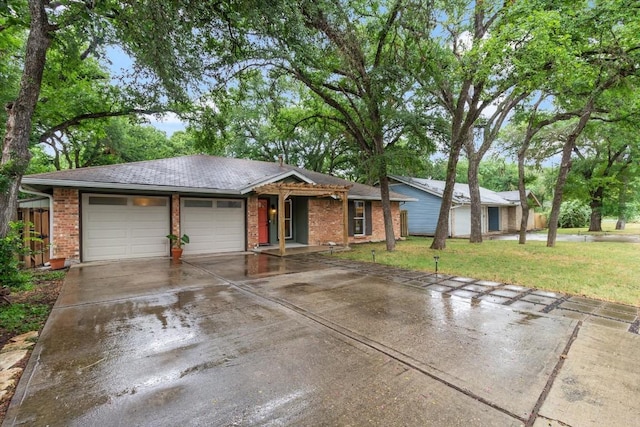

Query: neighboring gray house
[389,176,517,237]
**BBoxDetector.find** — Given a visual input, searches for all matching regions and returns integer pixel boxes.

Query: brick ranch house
[20,155,414,262]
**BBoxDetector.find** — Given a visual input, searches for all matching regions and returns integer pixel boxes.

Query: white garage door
[181,198,245,255]
[82,194,170,261]
[450,206,471,237]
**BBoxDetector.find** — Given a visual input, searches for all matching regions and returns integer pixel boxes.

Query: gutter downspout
[19,186,54,259]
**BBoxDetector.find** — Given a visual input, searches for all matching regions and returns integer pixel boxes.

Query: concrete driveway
[3,253,639,426]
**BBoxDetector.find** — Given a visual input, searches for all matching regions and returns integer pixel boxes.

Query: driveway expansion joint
[232,282,529,425]
[502,288,536,305]
[541,296,572,313]
[525,320,583,427]
[305,254,639,334]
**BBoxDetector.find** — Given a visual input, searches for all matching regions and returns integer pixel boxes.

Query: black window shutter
[348,201,355,236]
[365,201,372,235]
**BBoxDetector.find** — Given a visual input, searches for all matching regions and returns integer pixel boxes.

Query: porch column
[342,191,349,248]
[278,191,286,256]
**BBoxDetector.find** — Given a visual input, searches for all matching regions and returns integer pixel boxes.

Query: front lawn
[334,237,640,307]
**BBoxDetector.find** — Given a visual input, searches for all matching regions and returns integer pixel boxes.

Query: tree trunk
[588,186,604,232]
[615,177,628,230]
[430,140,464,250]
[0,0,51,238]
[517,153,529,245]
[546,142,573,247]
[467,155,482,243]
[547,104,594,247]
[378,173,396,251]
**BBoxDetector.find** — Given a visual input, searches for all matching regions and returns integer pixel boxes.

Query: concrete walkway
[3,253,639,426]
[306,254,640,334]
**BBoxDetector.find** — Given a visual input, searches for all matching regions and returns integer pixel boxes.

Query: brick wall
[246,195,259,249]
[52,188,79,260]
[308,198,401,246]
[308,198,344,245]
[171,194,180,235]
[369,201,401,243]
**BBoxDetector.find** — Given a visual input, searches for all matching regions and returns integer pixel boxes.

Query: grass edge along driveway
[333,237,640,307]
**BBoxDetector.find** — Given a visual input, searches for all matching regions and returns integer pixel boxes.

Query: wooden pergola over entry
[254,182,352,256]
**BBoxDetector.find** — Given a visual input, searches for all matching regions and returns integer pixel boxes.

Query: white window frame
[284,199,293,239]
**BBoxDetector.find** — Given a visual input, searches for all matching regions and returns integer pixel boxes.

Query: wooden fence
[400,210,409,237]
[534,213,547,230]
[17,208,50,267]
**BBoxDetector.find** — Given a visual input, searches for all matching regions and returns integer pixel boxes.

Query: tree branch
[38,108,169,143]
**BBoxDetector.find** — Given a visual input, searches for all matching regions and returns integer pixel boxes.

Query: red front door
[258,199,269,245]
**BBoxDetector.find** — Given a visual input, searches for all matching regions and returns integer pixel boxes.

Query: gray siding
[294,197,309,244]
[391,183,441,235]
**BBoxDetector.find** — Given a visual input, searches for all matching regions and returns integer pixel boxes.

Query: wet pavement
[491,232,640,243]
[3,253,639,426]
[307,255,639,335]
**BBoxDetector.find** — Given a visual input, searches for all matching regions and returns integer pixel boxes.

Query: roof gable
[497,190,541,207]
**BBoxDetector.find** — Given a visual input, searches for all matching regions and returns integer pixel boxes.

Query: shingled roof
[389,176,515,206]
[22,155,412,201]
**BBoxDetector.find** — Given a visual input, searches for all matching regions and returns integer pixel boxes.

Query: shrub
[0,222,34,290]
[558,199,590,228]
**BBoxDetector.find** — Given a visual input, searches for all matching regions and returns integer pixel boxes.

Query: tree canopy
[2,0,640,248]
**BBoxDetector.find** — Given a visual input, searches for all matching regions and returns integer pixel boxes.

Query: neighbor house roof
[497,190,542,207]
[389,176,514,206]
[22,155,413,201]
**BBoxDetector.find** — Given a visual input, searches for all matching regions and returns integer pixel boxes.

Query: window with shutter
[349,201,372,237]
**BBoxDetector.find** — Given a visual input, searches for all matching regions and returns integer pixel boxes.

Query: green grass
[0,303,50,336]
[333,237,640,306]
[538,219,640,236]
[31,270,67,282]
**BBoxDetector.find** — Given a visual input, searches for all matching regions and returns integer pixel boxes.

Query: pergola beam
[253,182,352,256]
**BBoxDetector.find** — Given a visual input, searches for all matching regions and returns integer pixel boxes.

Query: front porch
[252,182,352,256]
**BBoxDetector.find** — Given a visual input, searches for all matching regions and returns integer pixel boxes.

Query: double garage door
[82,194,244,261]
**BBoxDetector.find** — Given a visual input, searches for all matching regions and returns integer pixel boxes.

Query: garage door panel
[130,244,167,256]
[82,194,169,261]
[181,198,244,255]
[86,229,129,239]
[85,245,125,259]
[86,212,128,224]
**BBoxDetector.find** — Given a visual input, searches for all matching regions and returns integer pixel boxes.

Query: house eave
[348,195,417,202]
[21,178,243,195]
[389,175,465,203]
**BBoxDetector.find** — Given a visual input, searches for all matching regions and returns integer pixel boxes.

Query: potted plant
[167,233,189,261]
[48,244,66,270]
[49,257,66,270]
